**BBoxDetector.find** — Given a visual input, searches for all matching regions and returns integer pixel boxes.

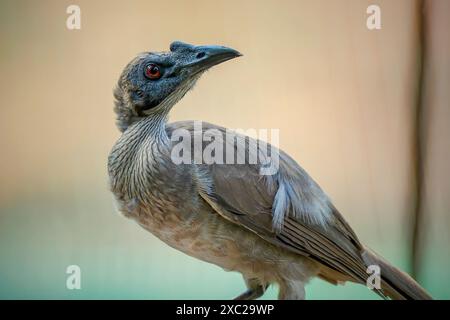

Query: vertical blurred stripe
[415,0,450,298]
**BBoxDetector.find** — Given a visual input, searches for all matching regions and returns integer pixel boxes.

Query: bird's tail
[361,247,432,300]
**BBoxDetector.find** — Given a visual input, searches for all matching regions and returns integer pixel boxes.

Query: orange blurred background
[0,0,448,299]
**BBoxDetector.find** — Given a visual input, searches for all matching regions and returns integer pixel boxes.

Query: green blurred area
[0,193,382,299]
[0,191,447,299]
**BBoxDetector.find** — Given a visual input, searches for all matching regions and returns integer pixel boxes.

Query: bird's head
[114,41,241,132]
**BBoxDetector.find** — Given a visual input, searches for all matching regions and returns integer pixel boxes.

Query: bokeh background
[0,0,449,299]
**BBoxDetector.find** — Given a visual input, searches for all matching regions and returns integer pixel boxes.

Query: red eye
[144,64,161,79]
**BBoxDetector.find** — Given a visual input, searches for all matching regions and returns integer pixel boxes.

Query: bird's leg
[278,279,306,300]
[233,277,267,300]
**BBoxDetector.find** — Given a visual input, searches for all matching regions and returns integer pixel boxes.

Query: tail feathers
[361,247,432,300]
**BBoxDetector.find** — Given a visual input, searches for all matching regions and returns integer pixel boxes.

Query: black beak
[185,44,242,73]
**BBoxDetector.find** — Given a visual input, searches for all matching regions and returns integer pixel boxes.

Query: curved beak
[185,44,242,73]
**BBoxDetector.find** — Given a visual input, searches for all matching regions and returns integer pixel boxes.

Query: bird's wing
[166,121,372,286]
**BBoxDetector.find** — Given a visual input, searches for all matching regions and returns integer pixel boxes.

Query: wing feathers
[167,121,430,299]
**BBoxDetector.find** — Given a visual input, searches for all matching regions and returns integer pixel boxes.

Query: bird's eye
[144,64,161,80]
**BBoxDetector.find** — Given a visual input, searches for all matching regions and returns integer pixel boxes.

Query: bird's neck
[110,111,171,174]
[108,112,172,201]
[133,112,170,144]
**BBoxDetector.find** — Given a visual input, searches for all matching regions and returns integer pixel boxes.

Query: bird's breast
[108,128,208,240]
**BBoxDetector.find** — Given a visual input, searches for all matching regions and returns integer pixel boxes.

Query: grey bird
[108,41,432,300]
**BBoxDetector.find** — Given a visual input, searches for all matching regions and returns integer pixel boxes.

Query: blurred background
[0,0,449,299]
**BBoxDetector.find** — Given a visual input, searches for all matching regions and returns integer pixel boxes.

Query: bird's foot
[233,284,266,300]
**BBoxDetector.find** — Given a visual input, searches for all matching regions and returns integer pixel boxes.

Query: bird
[108,41,432,300]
